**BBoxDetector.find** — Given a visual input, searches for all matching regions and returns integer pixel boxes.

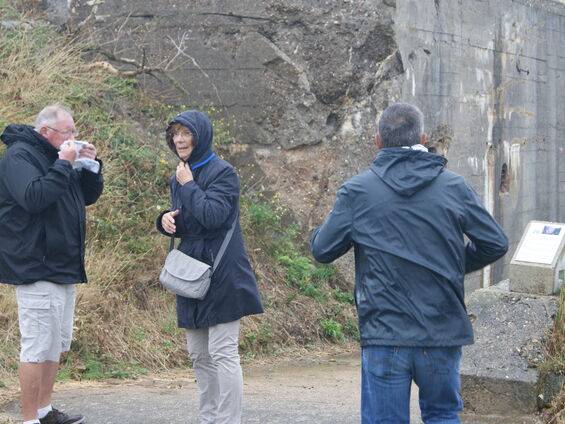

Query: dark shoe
[39,408,85,424]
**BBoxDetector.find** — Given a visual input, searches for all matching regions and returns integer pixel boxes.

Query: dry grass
[549,289,565,365]
[547,396,565,424]
[0,287,19,378]
[0,20,109,130]
[69,240,189,368]
[542,289,565,423]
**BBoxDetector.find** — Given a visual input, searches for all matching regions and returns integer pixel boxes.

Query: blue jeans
[361,346,463,424]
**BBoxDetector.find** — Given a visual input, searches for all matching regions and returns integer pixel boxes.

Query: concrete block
[461,281,557,415]
[510,263,559,296]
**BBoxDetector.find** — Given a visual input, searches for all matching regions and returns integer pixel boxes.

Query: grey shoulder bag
[159,214,238,299]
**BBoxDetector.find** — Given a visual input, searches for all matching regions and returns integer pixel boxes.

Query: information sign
[513,222,565,265]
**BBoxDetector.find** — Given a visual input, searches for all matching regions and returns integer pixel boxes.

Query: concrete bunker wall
[50,0,565,292]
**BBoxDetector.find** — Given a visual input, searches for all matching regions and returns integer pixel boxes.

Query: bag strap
[168,212,239,274]
[212,211,238,273]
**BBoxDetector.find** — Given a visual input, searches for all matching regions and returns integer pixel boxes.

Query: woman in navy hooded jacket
[156,110,263,424]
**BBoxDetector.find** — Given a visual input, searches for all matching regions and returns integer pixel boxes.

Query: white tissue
[59,140,100,174]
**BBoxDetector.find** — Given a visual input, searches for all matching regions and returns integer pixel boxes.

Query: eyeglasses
[46,126,78,137]
[172,131,193,139]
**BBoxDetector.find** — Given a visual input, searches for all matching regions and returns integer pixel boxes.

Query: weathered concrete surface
[46,0,565,291]
[510,261,561,295]
[66,0,396,151]
[0,352,543,423]
[395,0,565,290]
[461,280,558,415]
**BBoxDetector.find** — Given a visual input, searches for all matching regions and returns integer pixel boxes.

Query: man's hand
[176,162,193,185]
[162,209,180,234]
[79,143,97,160]
[59,141,76,165]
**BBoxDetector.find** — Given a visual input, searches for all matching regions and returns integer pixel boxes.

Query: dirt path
[0,350,395,424]
[0,349,539,423]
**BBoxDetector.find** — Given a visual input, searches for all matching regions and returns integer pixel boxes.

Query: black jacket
[0,124,104,285]
[311,147,508,347]
[156,110,263,329]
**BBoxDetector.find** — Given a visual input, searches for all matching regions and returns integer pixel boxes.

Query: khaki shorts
[15,281,76,363]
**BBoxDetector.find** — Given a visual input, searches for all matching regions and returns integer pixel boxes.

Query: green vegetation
[332,289,355,305]
[540,289,565,423]
[240,322,275,357]
[0,1,357,393]
[238,190,356,353]
[241,190,339,304]
[320,319,345,342]
[58,357,149,381]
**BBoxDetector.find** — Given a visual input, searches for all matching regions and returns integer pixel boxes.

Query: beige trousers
[186,319,242,424]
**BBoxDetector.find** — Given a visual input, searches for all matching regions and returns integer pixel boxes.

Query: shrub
[320,318,345,342]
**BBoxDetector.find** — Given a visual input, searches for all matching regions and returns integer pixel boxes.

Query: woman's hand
[176,162,193,185]
[162,209,180,234]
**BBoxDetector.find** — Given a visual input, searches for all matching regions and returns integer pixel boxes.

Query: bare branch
[166,34,223,104]
[78,57,190,100]
[78,61,153,77]
[74,17,210,102]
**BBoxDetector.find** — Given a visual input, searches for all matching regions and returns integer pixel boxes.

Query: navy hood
[166,110,213,166]
[370,147,447,197]
[1,124,58,158]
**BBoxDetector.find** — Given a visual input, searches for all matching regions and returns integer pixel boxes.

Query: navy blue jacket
[0,124,104,285]
[311,147,508,347]
[156,110,263,329]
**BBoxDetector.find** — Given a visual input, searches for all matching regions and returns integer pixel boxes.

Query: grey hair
[378,103,424,148]
[34,104,73,130]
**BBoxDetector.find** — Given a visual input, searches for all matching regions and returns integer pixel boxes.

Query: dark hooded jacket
[156,110,263,329]
[0,124,104,285]
[311,147,508,347]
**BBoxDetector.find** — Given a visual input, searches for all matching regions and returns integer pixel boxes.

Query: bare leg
[19,361,59,421]
[19,362,41,421]
[38,361,59,408]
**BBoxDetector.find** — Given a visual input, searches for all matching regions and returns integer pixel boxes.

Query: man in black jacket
[311,103,508,423]
[0,105,104,424]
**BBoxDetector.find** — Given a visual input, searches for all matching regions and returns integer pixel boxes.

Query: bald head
[35,104,76,149]
[35,104,73,130]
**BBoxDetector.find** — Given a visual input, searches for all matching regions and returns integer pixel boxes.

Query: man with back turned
[310,103,508,423]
